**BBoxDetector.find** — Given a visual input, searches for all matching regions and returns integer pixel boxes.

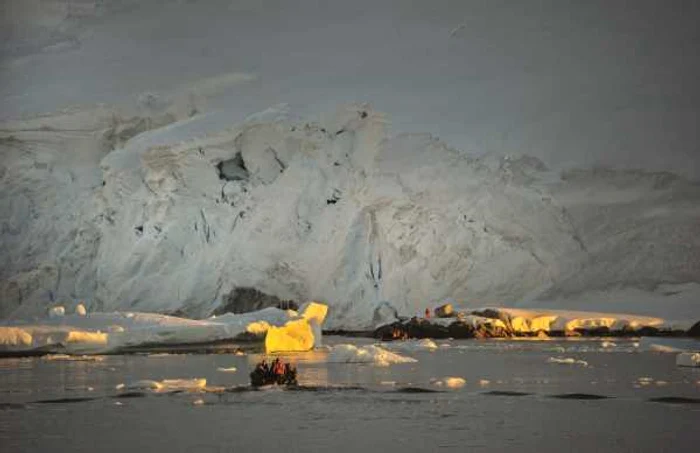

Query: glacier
[1,103,699,329]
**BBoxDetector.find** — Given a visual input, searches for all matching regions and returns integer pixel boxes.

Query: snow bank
[327,344,417,366]
[0,327,33,348]
[379,306,689,340]
[676,353,700,367]
[472,307,671,335]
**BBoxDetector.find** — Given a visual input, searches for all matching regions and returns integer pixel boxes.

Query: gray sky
[1,0,698,177]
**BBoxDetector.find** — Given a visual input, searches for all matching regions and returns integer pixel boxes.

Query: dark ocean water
[1,337,698,452]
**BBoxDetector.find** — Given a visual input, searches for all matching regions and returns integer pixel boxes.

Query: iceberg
[264,319,315,353]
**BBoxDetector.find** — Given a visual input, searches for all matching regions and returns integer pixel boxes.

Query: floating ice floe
[217,367,237,373]
[676,353,700,367]
[117,378,207,392]
[42,354,104,362]
[547,357,588,367]
[638,337,700,353]
[327,344,417,366]
[635,377,654,386]
[431,377,466,388]
[48,306,65,318]
[386,339,438,352]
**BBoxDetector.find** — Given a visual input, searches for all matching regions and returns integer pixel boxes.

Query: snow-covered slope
[1,104,699,328]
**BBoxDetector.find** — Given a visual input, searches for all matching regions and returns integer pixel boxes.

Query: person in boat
[273,358,284,376]
[283,363,297,385]
[250,358,298,387]
[250,361,266,387]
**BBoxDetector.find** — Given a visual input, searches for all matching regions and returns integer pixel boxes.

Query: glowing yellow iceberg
[265,319,315,353]
[300,302,328,325]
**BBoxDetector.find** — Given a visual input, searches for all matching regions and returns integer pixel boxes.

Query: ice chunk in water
[328,344,417,366]
[676,353,700,367]
[48,306,65,318]
[119,378,207,392]
[386,339,438,352]
[547,357,588,367]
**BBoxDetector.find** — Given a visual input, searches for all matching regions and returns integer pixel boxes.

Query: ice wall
[1,104,699,328]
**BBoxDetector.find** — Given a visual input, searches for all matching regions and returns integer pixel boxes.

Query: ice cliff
[1,104,699,328]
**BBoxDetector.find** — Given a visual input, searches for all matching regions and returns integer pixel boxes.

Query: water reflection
[298,364,329,387]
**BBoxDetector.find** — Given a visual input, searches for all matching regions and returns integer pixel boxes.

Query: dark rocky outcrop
[687,321,700,337]
[434,303,454,318]
[212,287,297,316]
[374,317,513,340]
[471,308,513,331]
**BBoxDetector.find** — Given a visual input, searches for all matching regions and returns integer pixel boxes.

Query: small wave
[34,396,99,404]
[551,393,611,400]
[648,396,700,405]
[483,390,531,397]
[395,387,443,393]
